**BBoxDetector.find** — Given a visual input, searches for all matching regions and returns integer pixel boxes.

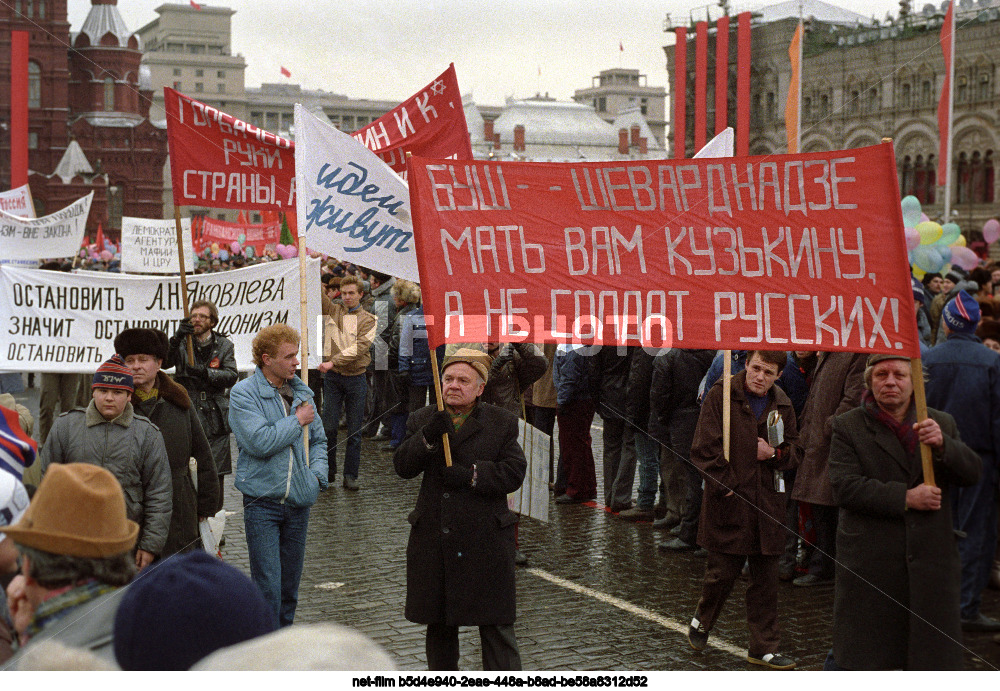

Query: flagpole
[298,234,310,460]
[172,205,195,363]
[942,2,955,223]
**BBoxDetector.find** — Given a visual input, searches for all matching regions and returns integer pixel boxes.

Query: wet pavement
[10,379,1000,671]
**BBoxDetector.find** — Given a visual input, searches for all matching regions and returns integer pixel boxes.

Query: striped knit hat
[942,290,981,335]
[92,354,134,393]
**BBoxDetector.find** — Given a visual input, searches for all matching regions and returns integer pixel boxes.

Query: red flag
[937,0,954,187]
[190,0,201,9]
[237,211,247,225]
[164,87,294,211]
[95,222,105,251]
[351,64,473,176]
[280,66,291,78]
[619,41,623,52]
[785,22,803,154]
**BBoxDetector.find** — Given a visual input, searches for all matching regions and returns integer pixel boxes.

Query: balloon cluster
[902,195,979,277]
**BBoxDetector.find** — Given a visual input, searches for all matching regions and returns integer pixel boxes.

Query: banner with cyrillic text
[165,87,295,211]
[0,258,322,373]
[0,193,92,260]
[120,217,195,274]
[198,216,281,256]
[0,184,35,218]
[295,104,418,281]
[352,63,473,177]
[406,143,919,356]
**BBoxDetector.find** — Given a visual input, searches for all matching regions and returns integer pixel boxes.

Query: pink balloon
[277,244,298,259]
[984,219,1000,245]
[904,227,920,252]
[230,240,242,254]
[949,245,980,271]
[920,213,930,224]
[99,250,112,261]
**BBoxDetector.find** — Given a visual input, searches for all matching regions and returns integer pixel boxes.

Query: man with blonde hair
[229,324,327,627]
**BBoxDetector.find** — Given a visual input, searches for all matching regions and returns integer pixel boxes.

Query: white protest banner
[294,104,418,281]
[0,192,92,261]
[0,184,35,218]
[0,258,321,373]
[120,217,195,274]
[508,420,550,523]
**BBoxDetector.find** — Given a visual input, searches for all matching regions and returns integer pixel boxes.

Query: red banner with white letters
[165,87,296,211]
[406,143,919,356]
[197,217,282,255]
[352,64,473,177]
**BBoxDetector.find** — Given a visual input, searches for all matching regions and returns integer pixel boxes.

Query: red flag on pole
[280,66,291,78]
[619,41,623,52]
[785,21,803,154]
[95,222,105,252]
[189,0,201,9]
[937,0,954,188]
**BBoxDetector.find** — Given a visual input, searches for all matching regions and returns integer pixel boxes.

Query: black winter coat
[594,346,633,421]
[648,348,716,453]
[133,372,220,556]
[165,330,238,474]
[828,406,980,670]
[393,403,526,626]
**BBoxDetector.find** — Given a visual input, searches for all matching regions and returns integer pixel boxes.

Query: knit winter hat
[92,354,134,393]
[911,277,925,303]
[945,267,968,285]
[942,290,981,335]
[114,550,277,670]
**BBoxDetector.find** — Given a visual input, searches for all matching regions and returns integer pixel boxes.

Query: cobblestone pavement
[11,381,1000,671]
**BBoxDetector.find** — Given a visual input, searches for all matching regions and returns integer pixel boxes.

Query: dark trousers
[426,623,522,671]
[556,400,596,500]
[953,455,999,619]
[677,461,703,545]
[805,503,838,579]
[696,551,780,658]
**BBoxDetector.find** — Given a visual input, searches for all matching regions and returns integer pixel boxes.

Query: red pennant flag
[190,0,201,9]
[237,211,248,225]
[619,41,624,52]
[95,222,105,251]
[280,66,291,78]
[937,0,954,187]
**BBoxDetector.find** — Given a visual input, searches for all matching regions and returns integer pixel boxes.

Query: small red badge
[209,357,220,369]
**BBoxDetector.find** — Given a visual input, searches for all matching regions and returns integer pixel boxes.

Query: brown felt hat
[441,347,491,383]
[1,463,139,558]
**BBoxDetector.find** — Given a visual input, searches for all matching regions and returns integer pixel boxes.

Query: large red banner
[407,143,919,356]
[352,64,473,177]
[165,87,296,211]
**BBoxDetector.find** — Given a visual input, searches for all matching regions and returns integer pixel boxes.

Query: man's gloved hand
[186,362,208,379]
[441,464,474,489]
[175,317,195,338]
[422,409,455,446]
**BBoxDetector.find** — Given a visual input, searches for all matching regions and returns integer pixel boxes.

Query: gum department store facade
[666,0,1000,244]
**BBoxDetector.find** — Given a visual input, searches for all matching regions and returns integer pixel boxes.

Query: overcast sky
[69,0,903,106]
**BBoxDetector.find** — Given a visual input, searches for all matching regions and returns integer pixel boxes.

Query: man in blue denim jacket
[230,324,328,627]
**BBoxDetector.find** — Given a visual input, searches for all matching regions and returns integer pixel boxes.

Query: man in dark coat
[789,351,867,586]
[593,346,635,511]
[117,328,220,558]
[687,350,801,670]
[922,291,1000,632]
[827,353,981,670]
[393,348,526,671]
[166,300,239,507]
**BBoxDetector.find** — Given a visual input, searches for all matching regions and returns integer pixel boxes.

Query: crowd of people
[1,252,999,671]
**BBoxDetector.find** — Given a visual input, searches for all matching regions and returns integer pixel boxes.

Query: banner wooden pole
[911,357,936,487]
[298,236,310,459]
[429,353,453,467]
[722,351,731,462]
[172,205,194,363]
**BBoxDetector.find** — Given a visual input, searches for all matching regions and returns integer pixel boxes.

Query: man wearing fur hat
[2,463,140,667]
[923,290,1000,633]
[38,355,171,570]
[393,348,526,670]
[116,328,220,557]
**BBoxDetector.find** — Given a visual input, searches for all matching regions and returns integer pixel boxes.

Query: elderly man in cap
[2,463,139,667]
[38,355,171,570]
[923,290,1000,633]
[826,353,981,670]
[116,328,220,557]
[393,348,527,671]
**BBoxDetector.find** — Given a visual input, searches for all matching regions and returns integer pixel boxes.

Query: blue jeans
[323,371,367,479]
[242,496,310,627]
[634,431,660,510]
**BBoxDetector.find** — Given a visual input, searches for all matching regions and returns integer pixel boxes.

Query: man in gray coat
[827,353,981,670]
[394,348,526,671]
[38,355,171,569]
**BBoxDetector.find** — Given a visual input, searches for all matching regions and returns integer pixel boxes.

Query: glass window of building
[28,61,40,108]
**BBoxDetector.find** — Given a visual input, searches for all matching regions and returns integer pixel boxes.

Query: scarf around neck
[862,389,918,455]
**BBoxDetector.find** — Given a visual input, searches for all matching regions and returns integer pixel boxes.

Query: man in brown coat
[827,354,980,669]
[686,350,801,669]
[789,351,866,586]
